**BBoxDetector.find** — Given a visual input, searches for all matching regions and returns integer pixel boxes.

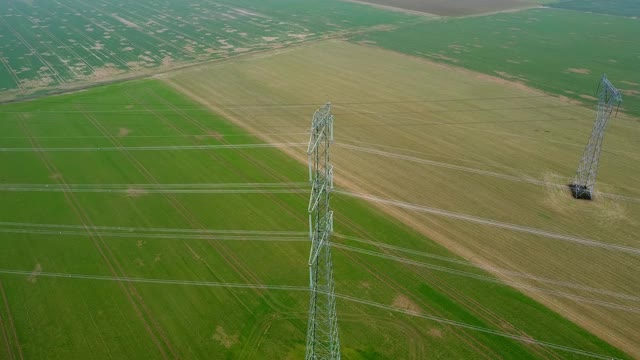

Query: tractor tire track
[17,118,171,360]
[163,82,506,357]
[0,281,23,360]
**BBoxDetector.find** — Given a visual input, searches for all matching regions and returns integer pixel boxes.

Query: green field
[550,0,640,17]
[353,7,640,116]
[0,0,415,99]
[0,80,629,359]
[337,0,546,16]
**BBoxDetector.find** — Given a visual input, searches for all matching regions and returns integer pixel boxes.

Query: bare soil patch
[20,76,54,90]
[208,131,224,140]
[111,14,141,29]
[392,294,421,314]
[126,186,148,198]
[621,89,640,96]
[27,263,42,283]
[212,326,238,349]
[428,328,443,338]
[118,127,132,137]
[567,68,591,75]
[83,65,124,82]
[579,94,598,101]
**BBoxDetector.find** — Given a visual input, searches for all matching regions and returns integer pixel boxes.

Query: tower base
[569,184,593,200]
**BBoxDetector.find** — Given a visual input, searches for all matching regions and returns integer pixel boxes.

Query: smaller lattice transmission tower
[570,74,622,200]
[305,103,341,360]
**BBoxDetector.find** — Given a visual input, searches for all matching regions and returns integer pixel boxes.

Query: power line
[0,221,307,236]
[334,189,640,255]
[333,243,640,312]
[1,220,632,303]
[0,268,621,360]
[0,94,556,109]
[0,187,309,194]
[0,132,310,140]
[0,103,582,115]
[335,142,640,203]
[332,233,640,302]
[0,228,308,242]
[332,293,621,360]
[0,142,306,152]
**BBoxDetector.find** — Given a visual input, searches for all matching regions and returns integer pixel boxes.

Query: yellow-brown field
[164,40,640,356]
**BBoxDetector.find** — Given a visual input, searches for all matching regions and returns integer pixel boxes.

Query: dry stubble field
[165,40,640,357]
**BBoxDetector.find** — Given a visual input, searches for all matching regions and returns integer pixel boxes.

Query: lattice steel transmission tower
[570,74,623,200]
[305,103,341,360]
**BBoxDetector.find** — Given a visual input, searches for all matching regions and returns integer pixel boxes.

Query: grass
[0,78,630,359]
[0,0,415,98]
[352,7,640,117]
[164,40,640,358]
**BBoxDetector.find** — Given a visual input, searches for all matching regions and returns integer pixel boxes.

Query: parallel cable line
[1,222,633,304]
[333,243,640,311]
[0,104,579,115]
[0,222,307,236]
[0,269,307,291]
[0,228,308,242]
[336,142,640,203]
[333,233,640,302]
[2,94,556,109]
[332,293,621,360]
[0,269,620,360]
[334,190,640,255]
[0,132,310,140]
[0,143,306,152]
[0,187,309,194]
[0,182,309,189]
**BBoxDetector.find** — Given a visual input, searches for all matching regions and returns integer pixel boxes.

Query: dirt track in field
[165,40,640,357]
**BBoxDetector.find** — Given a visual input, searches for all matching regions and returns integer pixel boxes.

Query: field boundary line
[0,292,13,360]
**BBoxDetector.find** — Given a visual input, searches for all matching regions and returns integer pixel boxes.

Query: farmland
[0,0,415,100]
[549,0,640,17]
[1,0,639,359]
[341,0,550,16]
[0,77,630,359]
[165,40,640,357]
[353,7,640,117]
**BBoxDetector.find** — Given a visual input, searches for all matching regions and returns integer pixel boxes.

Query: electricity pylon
[570,74,623,200]
[305,103,340,360]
